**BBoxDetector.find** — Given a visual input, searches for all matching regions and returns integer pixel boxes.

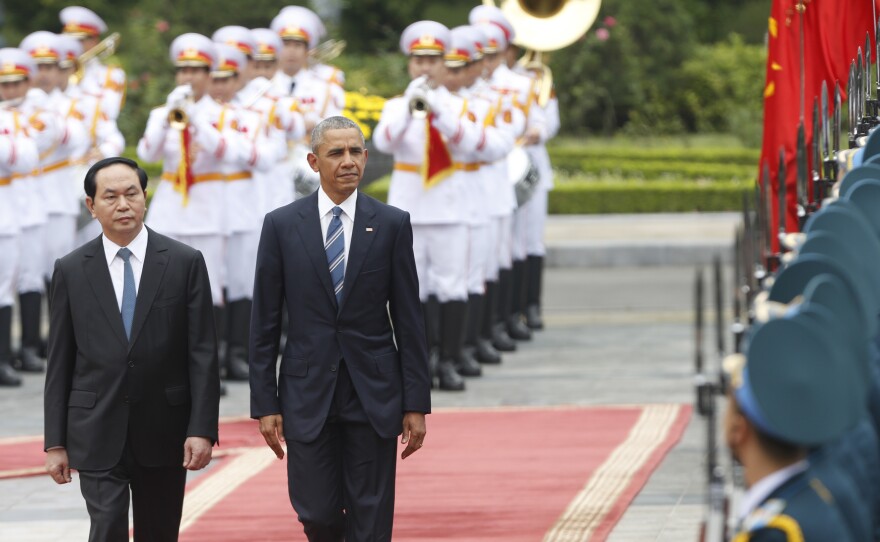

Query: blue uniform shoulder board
[734,499,805,542]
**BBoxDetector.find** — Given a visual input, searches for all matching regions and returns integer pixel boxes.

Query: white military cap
[468,5,515,44]
[0,48,36,82]
[463,25,485,60]
[212,43,247,78]
[20,31,62,65]
[476,22,507,54]
[279,5,327,40]
[60,6,107,38]
[169,33,216,69]
[446,27,477,68]
[271,7,321,48]
[251,28,282,61]
[56,34,83,69]
[399,21,450,56]
[212,26,257,58]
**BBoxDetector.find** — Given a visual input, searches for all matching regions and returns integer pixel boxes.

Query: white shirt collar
[102,226,149,268]
[737,459,808,521]
[318,186,357,221]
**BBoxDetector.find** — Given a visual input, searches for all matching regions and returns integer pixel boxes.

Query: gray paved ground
[0,213,731,540]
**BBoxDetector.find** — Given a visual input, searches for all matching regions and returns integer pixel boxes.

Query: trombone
[70,32,121,85]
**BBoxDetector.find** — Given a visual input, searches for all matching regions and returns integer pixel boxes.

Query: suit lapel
[338,193,377,313]
[82,237,129,349]
[295,191,338,309]
[127,228,169,351]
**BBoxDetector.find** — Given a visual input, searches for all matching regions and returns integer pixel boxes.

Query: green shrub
[548,146,760,166]
[569,158,755,181]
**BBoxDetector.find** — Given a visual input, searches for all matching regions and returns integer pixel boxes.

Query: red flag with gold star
[760,0,878,250]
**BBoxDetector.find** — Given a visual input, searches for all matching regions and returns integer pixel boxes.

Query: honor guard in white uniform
[137,34,251,312]
[512,52,559,332]
[270,7,344,199]
[471,5,548,345]
[373,21,483,391]
[55,34,126,247]
[0,47,82,373]
[444,26,517,376]
[277,5,346,89]
[208,41,277,381]
[20,32,90,277]
[0,87,39,386]
[59,6,126,121]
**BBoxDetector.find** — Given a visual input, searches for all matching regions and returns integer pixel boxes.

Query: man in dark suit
[250,116,431,541]
[44,157,220,542]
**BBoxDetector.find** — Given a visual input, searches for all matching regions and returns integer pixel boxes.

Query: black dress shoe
[475,338,501,364]
[436,360,465,391]
[0,362,22,386]
[507,315,532,341]
[492,322,517,352]
[526,304,544,330]
[428,347,440,389]
[16,347,45,373]
[219,382,228,397]
[455,347,482,377]
[225,348,250,381]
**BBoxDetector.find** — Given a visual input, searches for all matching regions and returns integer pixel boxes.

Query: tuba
[483,0,599,105]
[70,32,121,85]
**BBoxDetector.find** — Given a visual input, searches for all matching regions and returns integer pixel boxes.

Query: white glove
[430,105,460,139]
[0,136,12,165]
[165,85,193,116]
[192,116,223,156]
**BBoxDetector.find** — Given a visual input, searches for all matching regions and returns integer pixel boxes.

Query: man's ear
[85,197,96,218]
[307,152,319,173]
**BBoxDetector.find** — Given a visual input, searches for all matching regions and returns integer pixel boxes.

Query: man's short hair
[84,156,148,199]
[310,116,364,153]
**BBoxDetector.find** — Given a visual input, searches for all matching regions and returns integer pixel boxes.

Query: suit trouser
[286,363,397,542]
[78,438,187,542]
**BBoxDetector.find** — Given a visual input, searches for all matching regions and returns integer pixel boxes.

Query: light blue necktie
[117,247,136,340]
[325,206,345,304]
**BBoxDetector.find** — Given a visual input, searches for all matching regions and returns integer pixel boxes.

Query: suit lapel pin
[366,227,374,232]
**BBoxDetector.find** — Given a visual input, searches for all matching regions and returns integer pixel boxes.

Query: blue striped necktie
[325,206,345,303]
[117,247,136,339]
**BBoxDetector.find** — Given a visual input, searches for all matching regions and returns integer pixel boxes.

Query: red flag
[422,114,454,189]
[759,0,878,252]
[174,126,194,206]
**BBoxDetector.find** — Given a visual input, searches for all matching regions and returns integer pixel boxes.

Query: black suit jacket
[44,227,219,471]
[249,191,431,442]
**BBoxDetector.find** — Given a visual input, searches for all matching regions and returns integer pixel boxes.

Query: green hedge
[563,158,756,181]
[362,176,749,214]
[548,146,760,166]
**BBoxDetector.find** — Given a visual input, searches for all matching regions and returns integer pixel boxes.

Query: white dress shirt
[318,187,356,264]
[736,459,808,522]
[102,226,148,311]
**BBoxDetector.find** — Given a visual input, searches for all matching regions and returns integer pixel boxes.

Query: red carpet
[0,405,689,541]
[178,405,690,542]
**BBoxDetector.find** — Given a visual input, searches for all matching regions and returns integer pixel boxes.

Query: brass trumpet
[407,77,435,119]
[70,32,121,85]
[167,85,194,131]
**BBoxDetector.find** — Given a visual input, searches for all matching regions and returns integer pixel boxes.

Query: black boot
[506,260,531,341]
[492,270,517,352]
[225,299,252,381]
[437,301,465,391]
[16,292,45,372]
[422,299,440,389]
[478,283,502,363]
[455,298,481,377]
[526,255,545,330]
[0,307,21,386]
[212,306,227,396]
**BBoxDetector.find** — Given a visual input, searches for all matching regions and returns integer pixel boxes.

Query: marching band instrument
[309,38,347,65]
[167,85,194,131]
[506,145,540,206]
[407,77,435,120]
[70,31,121,85]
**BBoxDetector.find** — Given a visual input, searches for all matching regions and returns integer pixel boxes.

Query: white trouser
[412,224,468,303]
[521,188,548,257]
[225,230,259,302]
[0,235,19,307]
[173,234,225,306]
[467,224,490,295]
[76,218,103,248]
[511,206,528,262]
[496,214,513,272]
[18,225,46,294]
[45,214,77,280]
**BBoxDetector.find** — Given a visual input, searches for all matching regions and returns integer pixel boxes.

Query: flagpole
[797,0,806,123]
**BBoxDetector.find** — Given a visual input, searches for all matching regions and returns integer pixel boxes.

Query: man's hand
[46,448,71,484]
[182,437,213,470]
[259,414,286,459]
[400,412,426,460]
[524,126,542,146]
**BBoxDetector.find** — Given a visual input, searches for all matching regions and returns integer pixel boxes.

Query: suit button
[330,364,337,372]
[123,395,129,404]
[128,361,135,368]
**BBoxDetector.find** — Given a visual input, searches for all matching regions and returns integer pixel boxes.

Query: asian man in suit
[250,116,432,542]
[44,156,220,541]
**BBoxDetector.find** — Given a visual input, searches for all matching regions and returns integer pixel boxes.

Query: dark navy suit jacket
[249,190,431,442]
